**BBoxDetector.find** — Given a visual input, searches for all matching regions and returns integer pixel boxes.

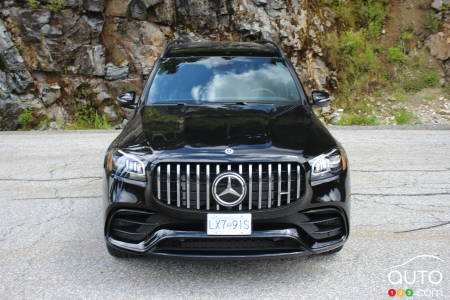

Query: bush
[68,105,112,130]
[388,47,406,64]
[47,0,65,11]
[425,12,440,33]
[336,113,379,126]
[27,0,40,8]
[18,107,34,129]
[393,109,414,125]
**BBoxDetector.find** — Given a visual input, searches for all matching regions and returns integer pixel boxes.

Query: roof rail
[255,40,284,58]
[160,40,184,58]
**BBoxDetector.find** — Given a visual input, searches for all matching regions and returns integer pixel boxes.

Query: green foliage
[68,113,112,130]
[425,12,440,33]
[47,0,65,12]
[67,86,113,130]
[28,0,40,9]
[36,119,49,129]
[18,107,34,129]
[322,0,443,126]
[387,47,406,64]
[391,53,440,92]
[323,0,389,33]
[336,113,379,126]
[68,105,112,130]
[393,109,414,125]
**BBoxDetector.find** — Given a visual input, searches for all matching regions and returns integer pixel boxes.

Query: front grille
[152,162,303,211]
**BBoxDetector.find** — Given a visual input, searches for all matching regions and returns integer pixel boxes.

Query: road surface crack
[394,221,450,233]
[0,176,101,182]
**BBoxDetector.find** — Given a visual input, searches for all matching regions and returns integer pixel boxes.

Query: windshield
[146,57,302,104]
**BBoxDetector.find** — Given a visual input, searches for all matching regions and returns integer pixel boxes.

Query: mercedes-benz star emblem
[212,172,247,207]
[224,148,234,155]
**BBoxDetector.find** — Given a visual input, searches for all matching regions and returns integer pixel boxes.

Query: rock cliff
[0,0,448,129]
[0,0,338,130]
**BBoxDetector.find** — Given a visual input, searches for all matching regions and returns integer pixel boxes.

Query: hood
[138,103,337,157]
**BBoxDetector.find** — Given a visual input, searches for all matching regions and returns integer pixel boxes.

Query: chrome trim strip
[216,164,220,210]
[268,164,272,208]
[186,164,190,208]
[258,164,262,209]
[287,163,291,204]
[157,165,161,199]
[248,164,252,210]
[238,164,243,211]
[166,164,171,205]
[176,164,180,207]
[297,164,300,199]
[196,164,200,210]
[277,163,282,207]
[206,164,210,210]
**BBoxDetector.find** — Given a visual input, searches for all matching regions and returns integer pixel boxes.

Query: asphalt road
[0,128,449,300]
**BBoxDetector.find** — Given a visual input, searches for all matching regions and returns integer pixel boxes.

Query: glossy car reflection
[103,41,350,259]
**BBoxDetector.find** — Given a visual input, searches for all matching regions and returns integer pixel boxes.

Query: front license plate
[207,213,252,235]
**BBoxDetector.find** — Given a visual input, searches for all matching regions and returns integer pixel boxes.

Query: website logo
[385,255,446,298]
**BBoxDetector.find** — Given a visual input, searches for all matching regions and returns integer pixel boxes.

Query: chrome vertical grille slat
[287,163,291,204]
[297,164,301,199]
[186,164,190,208]
[248,164,252,210]
[154,162,303,211]
[258,164,262,209]
[157,166,161,199]
[268,164,272,208]
[196,164,200,210]
[238,164,243,211]
[166,164,171,205]
[216,164,220,211]
[176,164,180,207]
[277,163,282,207]
[206,164,210,210]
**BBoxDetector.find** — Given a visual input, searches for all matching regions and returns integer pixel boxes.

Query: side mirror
[117,91,136,108]
[312,90,331,107]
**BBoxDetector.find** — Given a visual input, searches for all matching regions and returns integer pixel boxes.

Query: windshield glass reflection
[147,57,301,104]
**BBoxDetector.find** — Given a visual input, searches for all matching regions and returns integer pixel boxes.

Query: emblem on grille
[224,148,234,155]
[212,172,247,207]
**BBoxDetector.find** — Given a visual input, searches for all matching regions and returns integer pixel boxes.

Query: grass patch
[18,107,34,129]
[47,0,65,11]
[425,12,440,33]
[387,47,406,64]
[27,0,40,8]
[65,84,114,130]
[321,0,443,126]
[65,112,113,130]
[336,113,379,126]
[393,109,414,125]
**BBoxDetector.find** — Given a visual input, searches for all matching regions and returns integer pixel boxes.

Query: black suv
[103,41,350,259]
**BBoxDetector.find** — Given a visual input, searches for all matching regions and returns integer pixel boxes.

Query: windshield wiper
[213,101,248,105]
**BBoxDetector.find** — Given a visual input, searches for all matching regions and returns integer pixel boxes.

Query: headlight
[309,149,347,184]
[106,149,148,181]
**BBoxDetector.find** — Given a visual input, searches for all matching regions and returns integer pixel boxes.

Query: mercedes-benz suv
[103,41,350,259]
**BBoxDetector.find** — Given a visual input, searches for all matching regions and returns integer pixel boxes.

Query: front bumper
[104,206,349,259]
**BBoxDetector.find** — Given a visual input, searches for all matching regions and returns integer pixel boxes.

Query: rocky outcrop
[0,0,341,130]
